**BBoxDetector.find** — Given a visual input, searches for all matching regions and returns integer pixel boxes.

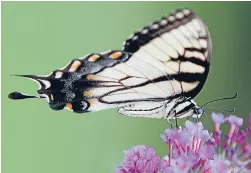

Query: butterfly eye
[195,108,204,115]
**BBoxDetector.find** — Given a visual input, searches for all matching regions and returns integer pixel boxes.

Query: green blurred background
[2,2,251,173]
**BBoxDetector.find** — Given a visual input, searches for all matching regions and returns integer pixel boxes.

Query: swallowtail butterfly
[9,8,211,120]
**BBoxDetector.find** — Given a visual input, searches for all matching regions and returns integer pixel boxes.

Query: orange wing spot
[109,52,122,59]
[65,103,73,110]
[86,74,96,80]
[88,99,96,106]
[83,90,92,97]
[69,60,81,72]
[88,54,100,62]
[55,71,63,78]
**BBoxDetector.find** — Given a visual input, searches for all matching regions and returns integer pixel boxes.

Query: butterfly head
[192,106,204,118]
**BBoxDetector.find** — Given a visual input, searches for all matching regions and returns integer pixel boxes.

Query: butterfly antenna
[201,92,238,108]
[203,105,236,114]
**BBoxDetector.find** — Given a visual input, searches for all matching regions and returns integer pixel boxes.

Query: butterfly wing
[10,8,211,118]
[102,8,212,117]
[123,8,211,99]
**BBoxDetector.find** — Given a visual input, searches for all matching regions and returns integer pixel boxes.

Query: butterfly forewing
[123,8,211,99]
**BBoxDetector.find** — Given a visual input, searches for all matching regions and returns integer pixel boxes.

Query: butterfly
[9,8,211,120]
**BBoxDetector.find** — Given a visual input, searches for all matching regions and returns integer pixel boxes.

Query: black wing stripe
[121,54,176,93]
[123,9,196,53]
[99,72,206,104]
[121,105,163,112]
[175,103,195,117]
[112,61,169,99]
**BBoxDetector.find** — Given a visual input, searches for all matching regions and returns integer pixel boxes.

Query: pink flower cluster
[115,145,160,173]
[116,113,251,173]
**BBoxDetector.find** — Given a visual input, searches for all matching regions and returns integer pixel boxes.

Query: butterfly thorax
[163,97,198,119]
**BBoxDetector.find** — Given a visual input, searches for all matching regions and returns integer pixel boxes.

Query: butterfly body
[9,8,211,119]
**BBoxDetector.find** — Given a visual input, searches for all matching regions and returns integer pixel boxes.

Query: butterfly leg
[173,110,179,128]
[187,116,191,121]
[196,114,200,122]
[166,119,174,129]
[191,115,200,123]
[175,117,179,128]
[165,105,174,128]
